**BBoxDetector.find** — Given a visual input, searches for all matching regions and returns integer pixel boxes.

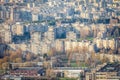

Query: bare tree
[26,53,32,61]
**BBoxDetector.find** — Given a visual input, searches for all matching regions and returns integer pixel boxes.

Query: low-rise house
[9,67,45,78]
[85,63,120,80]
[53,67,88,79]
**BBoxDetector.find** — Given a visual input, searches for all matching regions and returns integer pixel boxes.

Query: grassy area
[77,37,94,41]
[62,59,68,63]
[70,63,78,67]
[0,70,6,74]
[62,59,88,67]
[107,36,114,39]
[70,62,88,67]
[86,37,94,41]
[59,77,77,80]
[80,62,87,67]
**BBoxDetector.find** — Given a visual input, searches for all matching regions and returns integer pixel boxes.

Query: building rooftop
[98,63,120,72]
